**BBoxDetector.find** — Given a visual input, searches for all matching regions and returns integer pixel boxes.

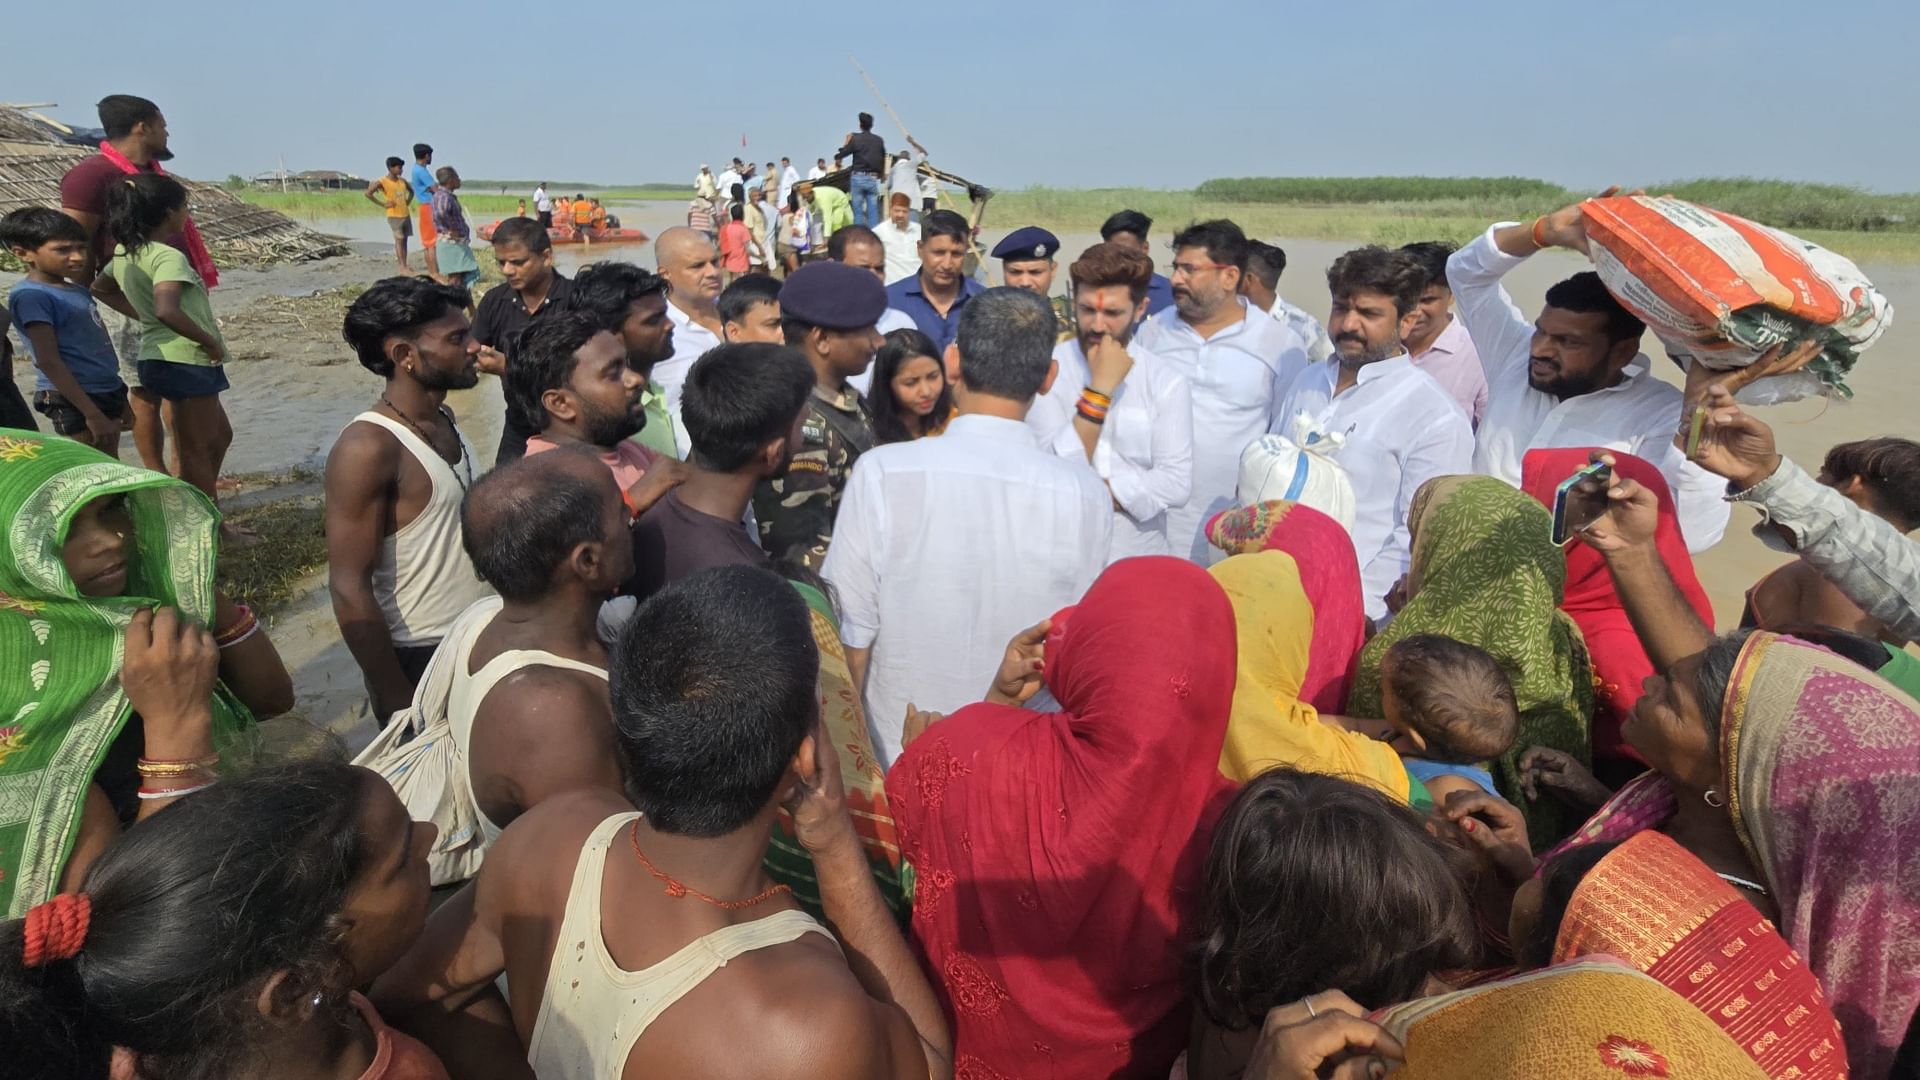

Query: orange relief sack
[1580,196,1892,401]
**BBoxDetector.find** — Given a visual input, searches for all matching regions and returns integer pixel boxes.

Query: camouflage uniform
[752,383,877,569]
[1050,293,1078,344]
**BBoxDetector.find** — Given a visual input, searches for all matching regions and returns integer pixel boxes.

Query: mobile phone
[1551,462,1614,546]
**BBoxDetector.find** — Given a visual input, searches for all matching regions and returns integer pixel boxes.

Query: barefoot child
[92,174,242,542]
[1,208,129,452]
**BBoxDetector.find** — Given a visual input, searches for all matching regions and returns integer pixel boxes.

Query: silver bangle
[137,780,216,801]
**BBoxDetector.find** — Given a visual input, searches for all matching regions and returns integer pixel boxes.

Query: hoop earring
[1704,789,1726,808]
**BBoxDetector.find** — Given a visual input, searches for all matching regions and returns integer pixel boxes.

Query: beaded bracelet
[136,781,216,801]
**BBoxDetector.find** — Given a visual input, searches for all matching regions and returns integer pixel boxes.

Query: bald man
[651,227,726,418]
[451,450,630,849]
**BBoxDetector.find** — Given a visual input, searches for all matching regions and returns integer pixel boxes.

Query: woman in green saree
[1348,475,1595,848]
[0,432,293,916]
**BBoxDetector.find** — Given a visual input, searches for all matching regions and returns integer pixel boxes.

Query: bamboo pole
[847,55,994,286]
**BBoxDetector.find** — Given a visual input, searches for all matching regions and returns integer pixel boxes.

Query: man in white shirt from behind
[1447,202,1729,551]
[1276,246,1475,620]
[1134,220,1309,564]
[778,156,800,205]
[822,288,1112,765]
[1242,240,1334,364]
[1039,241,1194,562]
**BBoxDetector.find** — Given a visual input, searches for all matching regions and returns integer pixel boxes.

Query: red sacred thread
[22,893,91,967]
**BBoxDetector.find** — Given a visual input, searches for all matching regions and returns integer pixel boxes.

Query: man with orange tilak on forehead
[1030,241,1195,561]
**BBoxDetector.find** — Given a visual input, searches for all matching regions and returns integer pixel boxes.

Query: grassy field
[987,177,1920,262]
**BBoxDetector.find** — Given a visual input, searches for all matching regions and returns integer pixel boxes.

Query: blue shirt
[407,162,437,203]
[1144,273,1175,316]
[6,280,124,394]
[885,274,986,353]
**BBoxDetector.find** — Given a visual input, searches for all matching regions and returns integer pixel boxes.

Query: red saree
[1519,449,1714,768]
[1206,500,1367,714]
[885,557,1238,1078]
[1553,830,1847,1079]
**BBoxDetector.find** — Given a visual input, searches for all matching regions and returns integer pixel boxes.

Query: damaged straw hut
[0,105,349,267]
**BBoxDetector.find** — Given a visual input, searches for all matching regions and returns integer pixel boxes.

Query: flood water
[294,200,681,277]
[257,204,1920,625]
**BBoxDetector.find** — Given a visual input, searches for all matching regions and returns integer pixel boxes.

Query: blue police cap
[991,226,1060,263]
[777,261,888,330]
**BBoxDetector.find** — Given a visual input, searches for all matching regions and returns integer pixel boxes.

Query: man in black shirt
[626,342,813,598]
[834,112,887,230]
[471,217,572,463]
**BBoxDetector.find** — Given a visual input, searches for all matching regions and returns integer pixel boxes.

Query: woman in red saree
[1519,448,1713,779]
[885,557,1237,1078]
[1547,829,1847,1079]
[1206,500,1367,715]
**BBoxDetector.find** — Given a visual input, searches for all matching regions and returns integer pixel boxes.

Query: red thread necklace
[628,820,792,910]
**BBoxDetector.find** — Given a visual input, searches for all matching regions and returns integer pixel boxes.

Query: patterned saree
[0,432,252,916]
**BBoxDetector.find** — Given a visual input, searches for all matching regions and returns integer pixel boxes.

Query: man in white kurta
[1037,242,1194,561]
[1133,221,1307,563]
[1447,217,1730,551]
[1276,247,1475,620]
[823,288,1111,764]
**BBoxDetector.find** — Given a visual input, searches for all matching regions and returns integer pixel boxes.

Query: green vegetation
[1196,176,1568,204]
[985,177,1920,263]
[216,497,327,610]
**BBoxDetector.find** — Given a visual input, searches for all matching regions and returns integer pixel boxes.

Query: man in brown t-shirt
[60,94,184,472]
[627,342,814,598]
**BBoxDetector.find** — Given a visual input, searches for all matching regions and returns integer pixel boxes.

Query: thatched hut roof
[0,106,348,267]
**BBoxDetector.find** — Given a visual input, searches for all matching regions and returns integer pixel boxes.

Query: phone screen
[1552,463,1614,545]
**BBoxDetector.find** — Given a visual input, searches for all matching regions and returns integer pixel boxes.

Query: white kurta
[1448,226,1730,551]
[655,301,722,459]
[1133,300,1308,563]
[821,415,1112,765]
[1036,340,1195,561]
[1276,356,1475,620]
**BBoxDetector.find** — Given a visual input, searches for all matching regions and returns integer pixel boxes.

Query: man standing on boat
[834,113,887,228]
[533,182,553,229]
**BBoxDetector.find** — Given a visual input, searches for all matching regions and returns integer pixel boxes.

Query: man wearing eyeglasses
[1133,219,1308,564]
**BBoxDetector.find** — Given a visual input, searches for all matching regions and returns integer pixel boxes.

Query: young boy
[1,208,130,452]
[717,205,753,286]
[717,273,782,343]
[364,156,414,273]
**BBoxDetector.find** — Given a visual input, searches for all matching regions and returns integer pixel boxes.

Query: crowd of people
[3,93,1920,1080]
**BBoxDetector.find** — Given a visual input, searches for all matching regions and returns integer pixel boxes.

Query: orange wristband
[1531,216,1549,249]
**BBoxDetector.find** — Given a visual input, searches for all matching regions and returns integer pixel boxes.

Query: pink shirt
[524,436,662,513]
[1409,313,1488,425]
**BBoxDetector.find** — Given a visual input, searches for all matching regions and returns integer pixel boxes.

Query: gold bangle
[136,755,220,777]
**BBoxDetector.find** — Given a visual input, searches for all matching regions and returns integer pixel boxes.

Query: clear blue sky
[11,0,1918,192]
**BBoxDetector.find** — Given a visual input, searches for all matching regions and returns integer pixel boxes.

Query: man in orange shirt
[363,156,414,272]
[573,193,594,245]
[407,143,443,282]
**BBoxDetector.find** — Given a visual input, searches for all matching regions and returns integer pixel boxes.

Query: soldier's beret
[992,226,1060,263]
[778,262,888,330]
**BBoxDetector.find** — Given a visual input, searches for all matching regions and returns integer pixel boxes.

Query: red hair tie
[22,893,91,967]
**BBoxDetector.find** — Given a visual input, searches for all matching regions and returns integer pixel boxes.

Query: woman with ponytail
[0,763,448,1080]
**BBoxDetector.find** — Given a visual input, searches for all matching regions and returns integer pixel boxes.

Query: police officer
[993,225,1074,342]
[751,261,884,569]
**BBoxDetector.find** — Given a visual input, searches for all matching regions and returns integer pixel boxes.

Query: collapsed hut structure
[0,105,348,267]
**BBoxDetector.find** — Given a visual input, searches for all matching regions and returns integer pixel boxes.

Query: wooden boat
[476,219,649,246]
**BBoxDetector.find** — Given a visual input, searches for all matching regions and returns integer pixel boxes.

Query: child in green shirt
[95,174,244,542]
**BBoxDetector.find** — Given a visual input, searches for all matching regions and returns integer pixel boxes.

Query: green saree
[762,581,910,921]
[1348,475,1594,848]
[0,432,253,916]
